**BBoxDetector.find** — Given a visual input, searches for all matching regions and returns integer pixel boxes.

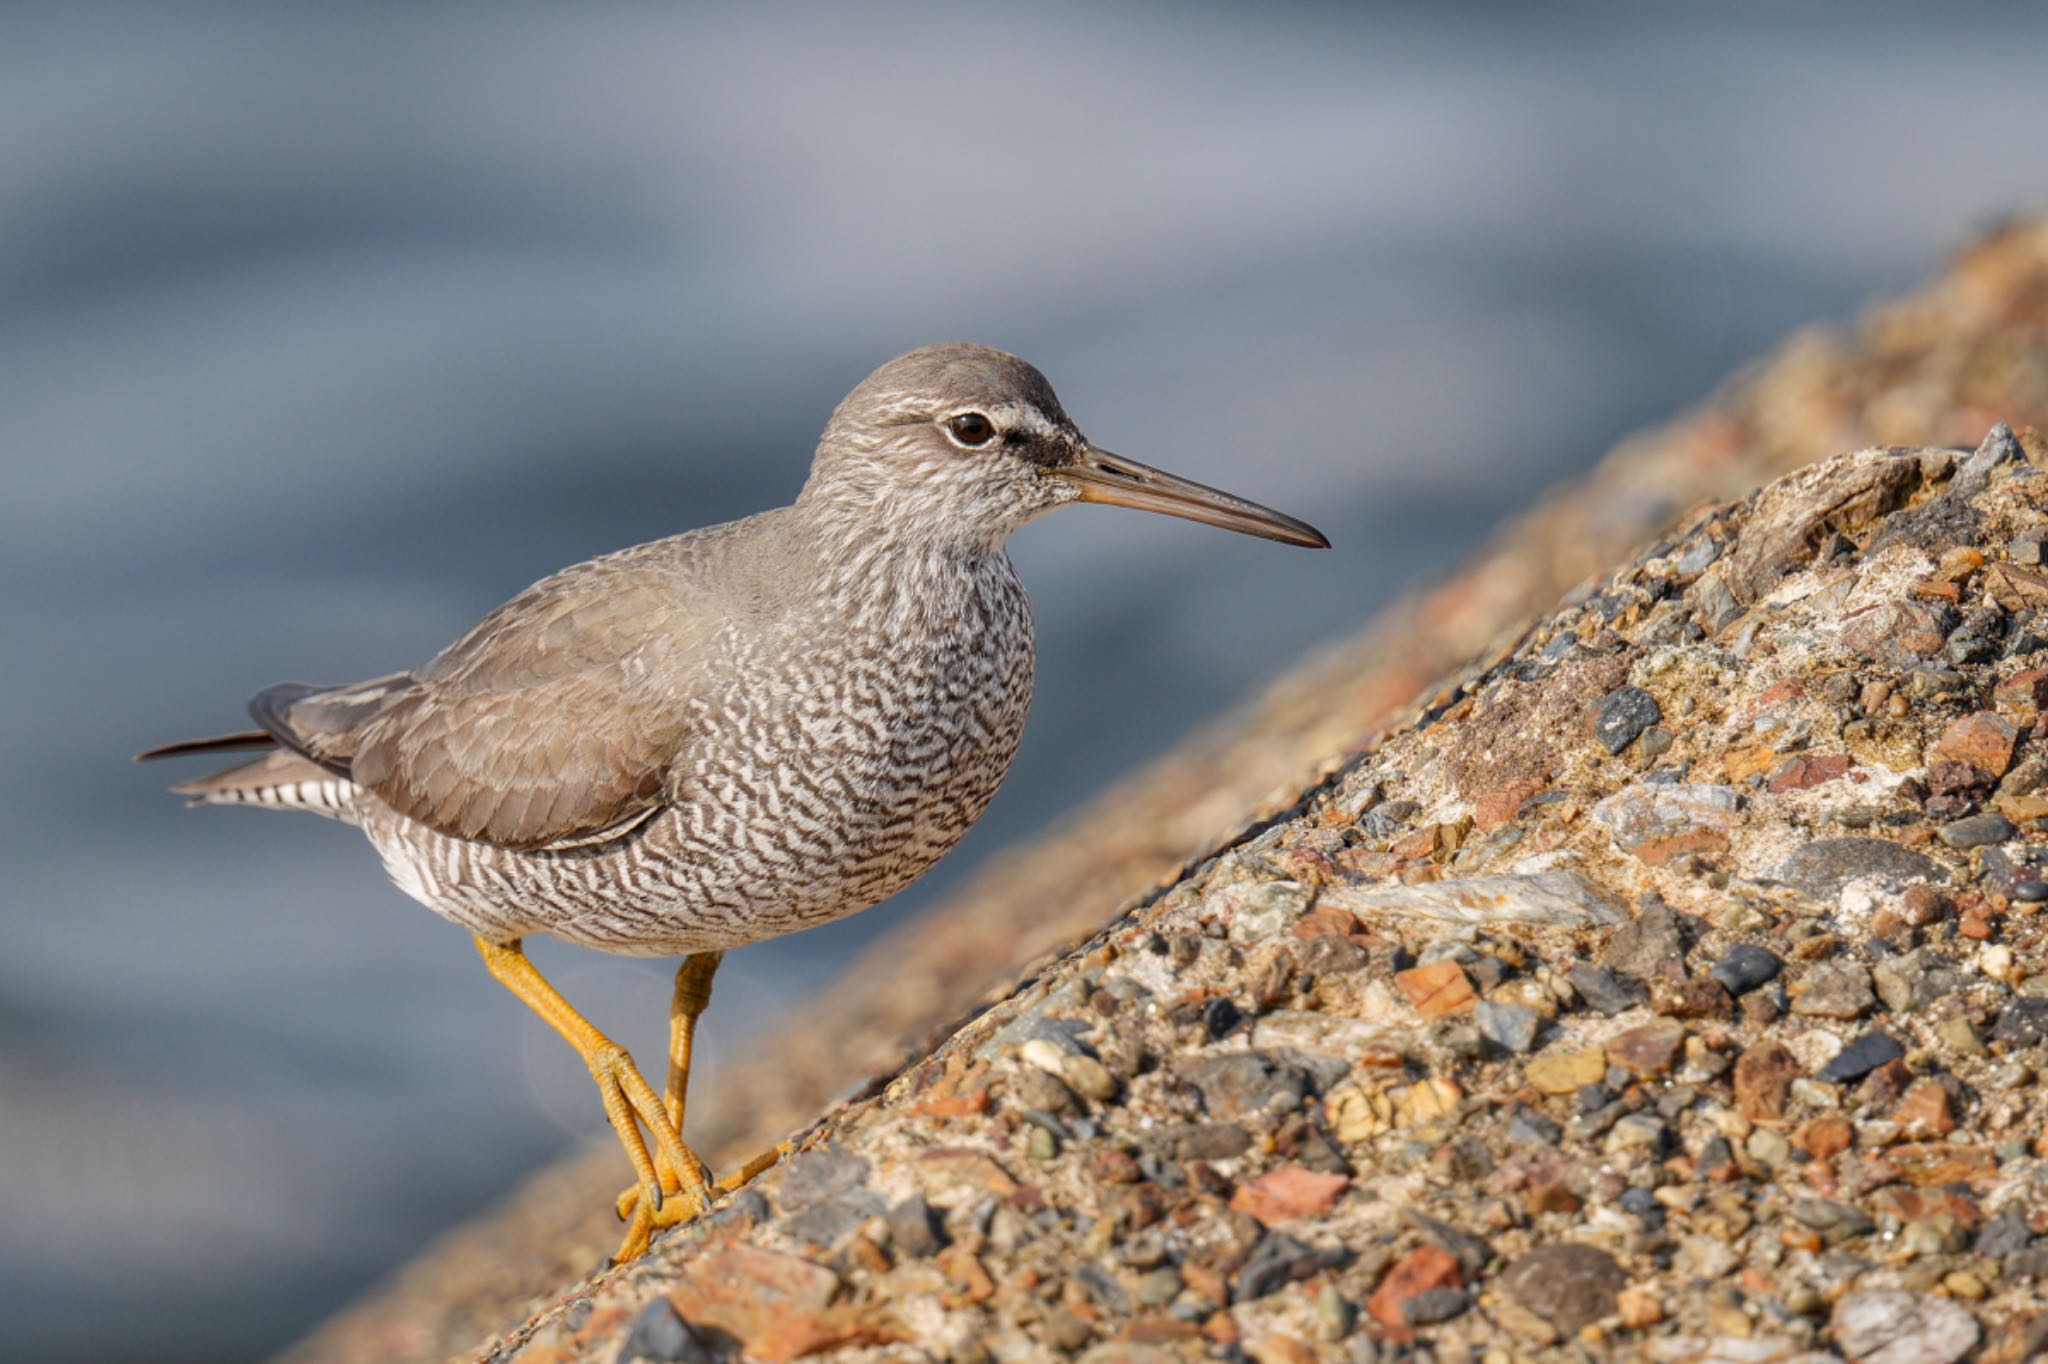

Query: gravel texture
[459,430,2048,1362]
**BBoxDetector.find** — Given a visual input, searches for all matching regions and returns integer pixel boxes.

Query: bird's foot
[612,1159,712,1262]
[610,1138,795,1262]
[581,1042,704,1258]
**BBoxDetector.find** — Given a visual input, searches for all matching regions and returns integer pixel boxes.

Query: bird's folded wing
[291,542,712,851]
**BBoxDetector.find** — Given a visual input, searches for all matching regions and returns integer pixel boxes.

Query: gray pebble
[1498,1243,1626,1335]
[615,1297,713,1364]
[1791,959,1875,1020]
[1992,998,2048,1048]
[1476,999,1540,1054]
[1832,1290,1980,1364]
[1594,685,1662,754]
[775,1146,870,1212]
[1233,1232,1344,1302]
[1401,1286,1472,1325]
[1568,962,1645,1016]
[1711,943,1782,996]
[1818,1031,1905,1083]
[1776,838,1947,899]
[1940,811,2017,849]
[1506,1105,1562,1146]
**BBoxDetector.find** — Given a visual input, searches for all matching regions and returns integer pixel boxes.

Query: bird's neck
[780,489,1018,630]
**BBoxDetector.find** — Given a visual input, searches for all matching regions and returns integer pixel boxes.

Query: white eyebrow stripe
[952,402,1060,441]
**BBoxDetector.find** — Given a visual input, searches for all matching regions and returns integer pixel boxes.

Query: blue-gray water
[4,3,2046,1359]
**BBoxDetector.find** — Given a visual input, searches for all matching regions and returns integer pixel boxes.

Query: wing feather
[342,539,719,850]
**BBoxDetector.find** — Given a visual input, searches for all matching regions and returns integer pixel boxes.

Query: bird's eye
[945,412,996,447]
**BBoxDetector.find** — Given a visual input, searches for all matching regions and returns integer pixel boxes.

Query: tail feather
[169,749,360,822]
[135,730,275,762]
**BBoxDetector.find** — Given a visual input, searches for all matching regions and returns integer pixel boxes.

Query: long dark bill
[1057,447,1330,548]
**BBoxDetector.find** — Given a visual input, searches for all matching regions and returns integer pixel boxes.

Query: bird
[140,342,1328,1261]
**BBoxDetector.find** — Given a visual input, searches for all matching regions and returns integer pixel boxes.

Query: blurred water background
[4,3,2047,1359]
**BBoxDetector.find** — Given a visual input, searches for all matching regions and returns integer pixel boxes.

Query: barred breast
[360,550,1035,955]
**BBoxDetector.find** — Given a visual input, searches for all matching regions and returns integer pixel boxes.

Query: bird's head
[805,342,1328,553]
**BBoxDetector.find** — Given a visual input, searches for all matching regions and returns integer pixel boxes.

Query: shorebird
[140,342,1327,1260]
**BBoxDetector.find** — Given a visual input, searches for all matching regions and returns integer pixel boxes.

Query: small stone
[1594,685,1662,754]
[1228,1166,1349,1225]
[1930,711,2020,777]
[1526,1046,1607,1095]
[1651,974,1733,1019]
[1403,1209,1494,1274]
[1202,996,1244,1039]
[1366,1245,1464,1328]
[1326,871,1627,927]
[1711,944,1783,996]
[1818,1032,1906,1083]
[1498,1243,1627,1336]
[1793,959,1877,1020]
[1133,1265,1182,1309]
[1476,999,1540,1054]
[1935,1016,1985,1058]
[1391,1076,1460,1126]
[1943,1270,1986,1300]
[1591,782,1741,859]
[1314,1282,1355,1343]
[1506,1104,1563,1145]
[1832,1289,1980,1364]
[1043,1308,1093,1352]
[617,1297,713,1364]
[1873,949,1965,1015]
[1939,812,2016,849]
[1747,1127,1792,1167]
[1605,1112,1670,1156]
[1777,838,1947,900]
[1395,959,1478,1019]
[1734,1041,1801,1120]
[1606,1019,1686,1078]
[1602,897,1688,977]
[1223,880,1314,943]
[1791,1196,1874,1239]
[1012,1064,1077,1114]
[1994,667,2048,716]
[776,1147,870,1211]
[887,1194,943,1258]
[1617,1283,1664,1329]
[1895,1080,1956,1139]
[1236,1233,1343,1303]
[1061,1054,1119,1103]
[1568,963,1646,1015]
[1178,1052,1308,1121]
[1792,1115,1854,1160]
[1400,1286,1471,1326]
[1991,998,2048,1047]
[1323,1084,1394,1143]
[1640,726,1675,756]
[1169,1122,1253,1161]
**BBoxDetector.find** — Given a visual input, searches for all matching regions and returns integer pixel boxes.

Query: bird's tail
[139,741,361,822]
[135,730,276,762]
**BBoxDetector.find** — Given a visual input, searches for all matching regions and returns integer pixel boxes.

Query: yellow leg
[613,951,723,1259]
[474,937,703,1256]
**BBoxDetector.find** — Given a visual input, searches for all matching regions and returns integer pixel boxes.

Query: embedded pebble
[1832,1289,1980,1364]
[1498,1243,1627,1335]
[1711,943,1783,996]
[1594,685,1663,754]
[1475,999,1540,1054]
[1818,1032,1905,1083]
